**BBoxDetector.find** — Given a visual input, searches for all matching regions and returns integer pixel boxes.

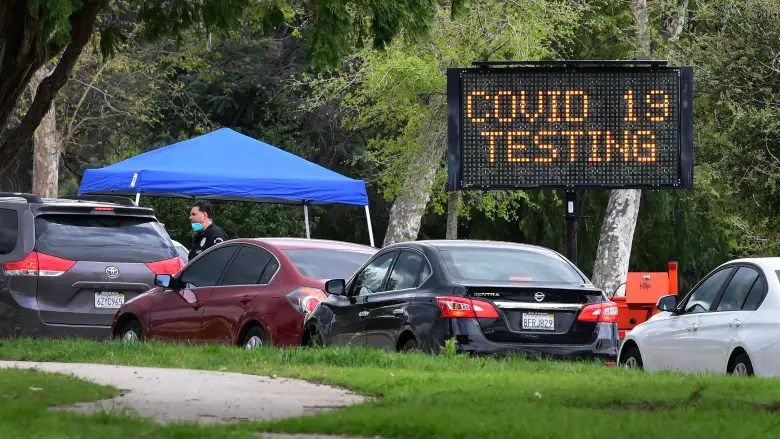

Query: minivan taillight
[145,257,185,275]
[436,296,500,319]
[2,252,76,277]
[577,301,619,323]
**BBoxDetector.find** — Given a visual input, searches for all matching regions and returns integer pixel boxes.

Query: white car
[618,257,780,377]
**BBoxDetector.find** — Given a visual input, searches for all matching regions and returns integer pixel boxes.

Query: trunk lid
[467,284,606,344]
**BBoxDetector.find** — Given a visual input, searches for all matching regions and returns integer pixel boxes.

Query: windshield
[439,247,585,284]
[283,248,374,280]
[34,215,177,263]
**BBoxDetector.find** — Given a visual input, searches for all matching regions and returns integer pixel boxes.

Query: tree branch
[0,0,102,175]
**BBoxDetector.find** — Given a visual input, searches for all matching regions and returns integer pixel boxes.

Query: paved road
[0,360,366,425]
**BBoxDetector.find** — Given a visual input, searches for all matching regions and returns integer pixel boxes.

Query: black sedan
[301,240,619,361]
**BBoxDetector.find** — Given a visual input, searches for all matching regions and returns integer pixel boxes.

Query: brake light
[92,207,114,211]
[145,257,185,275]
[577,301,619,323]
[2,252,76,277]
[436,296,500,319]
[286,287,326,314]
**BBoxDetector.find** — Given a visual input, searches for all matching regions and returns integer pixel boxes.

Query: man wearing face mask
[187,201,228,261]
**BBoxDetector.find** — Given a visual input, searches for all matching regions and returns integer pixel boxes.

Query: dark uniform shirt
[188,224,228,260]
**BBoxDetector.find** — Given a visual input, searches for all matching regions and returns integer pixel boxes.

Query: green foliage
[673,0,780,255]
[302,0,582,224]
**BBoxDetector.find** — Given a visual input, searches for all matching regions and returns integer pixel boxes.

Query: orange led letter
[646,90,670,122]
[560,130,585,162]
[533,131,558,163]
[587,131,602,162]
[466,91,491,123]
[633,130,658,162]
[494,90,517,123]
[519,90,544,123]
[564,90,589,122]
[480,131,503,163]
[507,131,532,163]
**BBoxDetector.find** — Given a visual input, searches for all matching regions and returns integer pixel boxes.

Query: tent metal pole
[135,192,140,206]
[365,205,375,247]
[304,203,311,239]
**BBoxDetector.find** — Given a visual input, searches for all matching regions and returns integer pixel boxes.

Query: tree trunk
[383,105,447,247]
[591,0,651,295]
[0,1,101,175]
[446,191,460,239]
[591,189,642,295]
[30,67,62,198]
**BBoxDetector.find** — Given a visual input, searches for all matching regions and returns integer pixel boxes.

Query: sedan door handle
[358,311,369,318]
[392,309,404,315]
[687,323,698,332]
[192,301,204,310]
[729,319,743,328]
[239,295,253,305]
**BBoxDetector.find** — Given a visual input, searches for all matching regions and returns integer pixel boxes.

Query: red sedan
[110,238,376,348]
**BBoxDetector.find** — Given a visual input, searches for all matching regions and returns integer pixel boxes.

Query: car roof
[403,239,562,256]
[0,195,151,211]
[245,237,376,253]
[721,257,780,270]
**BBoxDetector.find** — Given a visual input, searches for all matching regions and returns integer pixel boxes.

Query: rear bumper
[447,318,619,360]
[0,290,112,340]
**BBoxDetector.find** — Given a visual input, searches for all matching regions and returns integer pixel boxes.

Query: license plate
[95,292,125,309]
[522,312,555,331]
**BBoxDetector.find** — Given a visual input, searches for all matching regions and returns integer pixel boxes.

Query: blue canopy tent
[78,128,374,246]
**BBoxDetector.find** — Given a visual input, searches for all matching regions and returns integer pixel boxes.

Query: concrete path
[0,361,367,425]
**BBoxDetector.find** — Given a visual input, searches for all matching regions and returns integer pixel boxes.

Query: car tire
[728,351,754,377]
[242,326,267,350]
[306,327,324,348]
[400,337,419,352]
[620,345,643,370]
[119,319,144,342]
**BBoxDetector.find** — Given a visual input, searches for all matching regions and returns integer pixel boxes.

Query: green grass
[2,338,780,438]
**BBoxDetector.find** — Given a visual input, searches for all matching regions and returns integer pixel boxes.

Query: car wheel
[119,319,144,342]
[306,327,324,348]
[729,352,754,376]
[400,337,419,352]
[620,345,643,370]
[242,326,267,350]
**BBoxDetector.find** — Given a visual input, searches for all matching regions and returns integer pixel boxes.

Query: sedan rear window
[439,248,585,284]
[283,248,374,280]
[34,215,177,263]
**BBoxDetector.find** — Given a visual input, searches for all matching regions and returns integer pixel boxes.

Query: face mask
[191,223,204,232]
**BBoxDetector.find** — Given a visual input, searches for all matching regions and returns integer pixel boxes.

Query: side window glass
[716,267,760,311]
[683,268,732,314]
[386,251,424,291]
[744,275,769,311]
[180,245,237,288]
[353,252,396,296]
[221,246,273,286]
[419,260,432,285]
[259,258,280,284]
[0,209,18,254]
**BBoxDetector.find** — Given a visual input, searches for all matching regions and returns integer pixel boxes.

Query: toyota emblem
[105,266,120,278]
[534,292,545,302]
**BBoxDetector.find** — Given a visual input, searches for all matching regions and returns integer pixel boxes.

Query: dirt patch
[0,360,367,424]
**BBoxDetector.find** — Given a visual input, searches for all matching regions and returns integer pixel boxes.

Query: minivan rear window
[34,215,177,263]
[0,209,18,254]
[439,247,585,284]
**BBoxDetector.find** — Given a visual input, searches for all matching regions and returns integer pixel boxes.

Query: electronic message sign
[446,65,694,190]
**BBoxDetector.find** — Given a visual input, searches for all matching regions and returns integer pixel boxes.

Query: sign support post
[564,190,578,265]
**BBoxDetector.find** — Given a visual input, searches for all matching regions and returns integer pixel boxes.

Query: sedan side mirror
[656,294,678,312]
[154,274,173,289]
[325,279,346,295]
